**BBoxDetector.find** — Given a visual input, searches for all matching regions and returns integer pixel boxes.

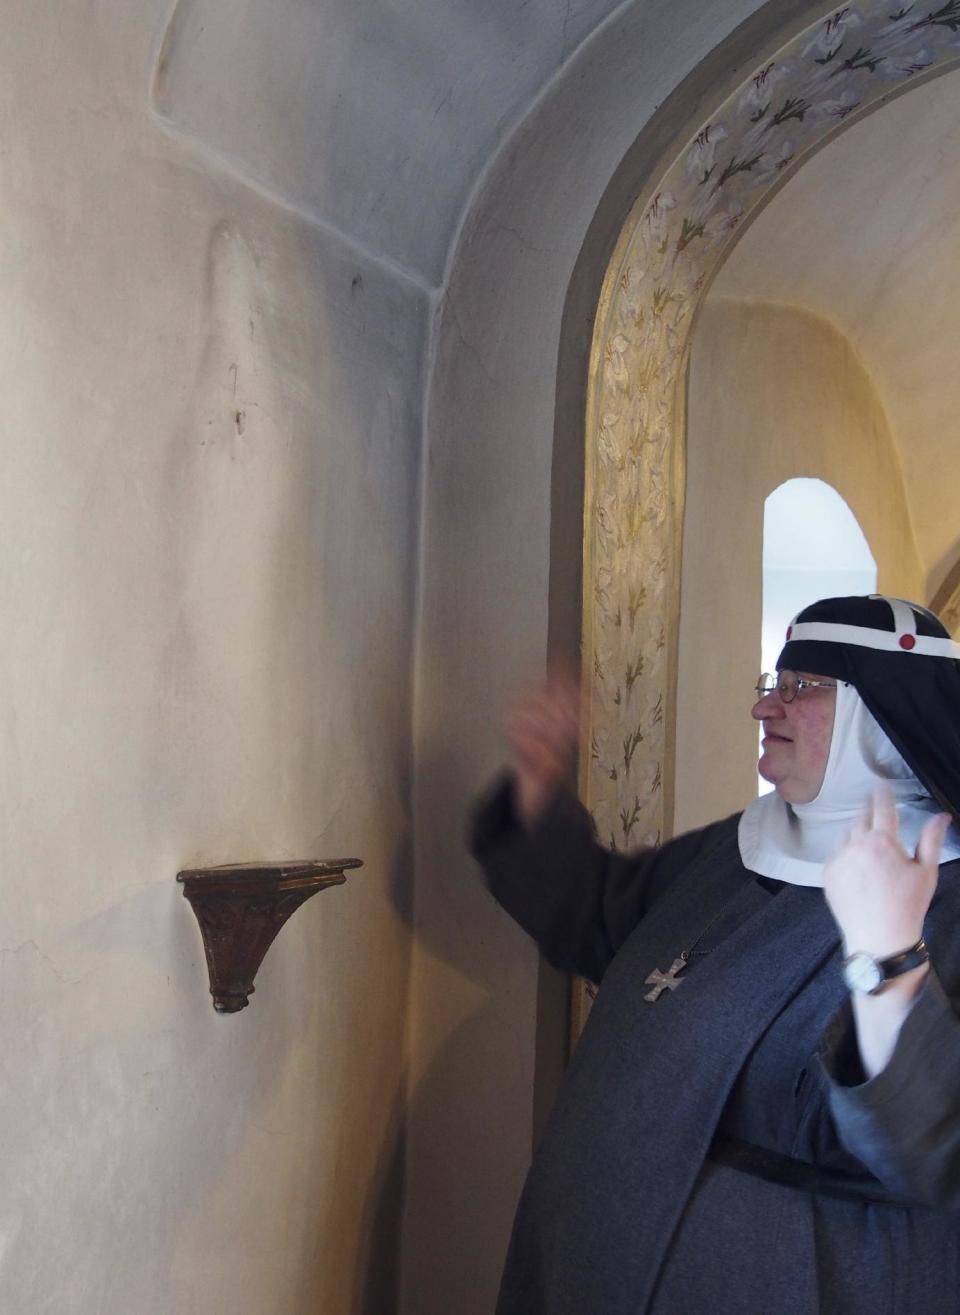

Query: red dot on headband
[786,625,793,640]
[899,634,916,651]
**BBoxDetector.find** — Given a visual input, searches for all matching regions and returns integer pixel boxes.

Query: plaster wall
[674,298,923,835]
[0,3,425,1312]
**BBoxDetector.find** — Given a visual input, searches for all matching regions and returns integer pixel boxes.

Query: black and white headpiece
[778,595,960,823]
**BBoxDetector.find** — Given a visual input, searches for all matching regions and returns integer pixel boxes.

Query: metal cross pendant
[644,956,688,1002]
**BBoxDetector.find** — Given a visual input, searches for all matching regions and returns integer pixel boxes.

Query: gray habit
[471,778,960,1315]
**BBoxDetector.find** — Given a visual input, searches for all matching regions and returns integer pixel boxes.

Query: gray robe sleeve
[468,772,737,984]
[819,874,960,1208]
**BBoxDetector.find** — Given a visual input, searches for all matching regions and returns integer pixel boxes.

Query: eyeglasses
[754,671,838,703]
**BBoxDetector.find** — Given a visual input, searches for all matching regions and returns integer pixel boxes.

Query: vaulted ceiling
[153,0,626,288]
[710,65,960,594]
[155,2,960,589]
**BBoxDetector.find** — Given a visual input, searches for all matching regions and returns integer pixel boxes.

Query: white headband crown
[785,596,960,660]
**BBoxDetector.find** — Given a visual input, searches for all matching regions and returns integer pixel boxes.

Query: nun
[471,595,960,1315]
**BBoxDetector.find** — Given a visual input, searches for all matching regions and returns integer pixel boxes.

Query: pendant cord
[681,877,784,961]
[681,902,736,961]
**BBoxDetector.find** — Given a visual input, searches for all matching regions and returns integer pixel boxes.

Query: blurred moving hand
[507,666,581,830]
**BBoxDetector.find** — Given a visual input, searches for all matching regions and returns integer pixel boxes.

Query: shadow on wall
[349,1082,407,1315]
[144,23,427,1307]
[156,219,418,1310]
[384,999,532,1315]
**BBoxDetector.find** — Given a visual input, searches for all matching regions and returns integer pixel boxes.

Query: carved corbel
[177,859,362,1012]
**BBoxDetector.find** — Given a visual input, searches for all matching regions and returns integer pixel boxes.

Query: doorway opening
[759,478,877,793]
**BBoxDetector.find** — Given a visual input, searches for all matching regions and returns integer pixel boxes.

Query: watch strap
[877,937,928,979]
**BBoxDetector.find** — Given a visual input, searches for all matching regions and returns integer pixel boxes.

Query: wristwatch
[842,938,929,995]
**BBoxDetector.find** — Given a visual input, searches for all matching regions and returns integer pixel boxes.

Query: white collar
[738,682,960,887]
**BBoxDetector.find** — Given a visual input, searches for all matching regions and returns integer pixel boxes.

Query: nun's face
[751,671,837,804]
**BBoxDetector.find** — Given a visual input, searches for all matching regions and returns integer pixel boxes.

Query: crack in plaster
[561,0,574,58]
[0,939,97,987]
[487,222,563,257]
[151,105,437,297]
[445,301,498,385]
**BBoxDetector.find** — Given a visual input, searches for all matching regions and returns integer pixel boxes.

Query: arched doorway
[565,2,960,1035]
[577,1,960,858]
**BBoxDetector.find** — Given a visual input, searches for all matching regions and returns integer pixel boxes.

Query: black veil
[777,595,960,824]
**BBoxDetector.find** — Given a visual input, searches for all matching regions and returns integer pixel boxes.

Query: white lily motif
[803,6,865,64]
[738,60,794,120]
[683,123,729,186]
[814,89,863,121]
[603,334,631,394]
[641,190,677,258]
[892,44,936,75]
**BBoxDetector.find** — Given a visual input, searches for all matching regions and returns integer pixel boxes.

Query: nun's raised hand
[822,786,950,957]
[507,666,581,830]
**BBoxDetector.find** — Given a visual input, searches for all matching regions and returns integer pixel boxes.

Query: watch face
[843,953,883,994]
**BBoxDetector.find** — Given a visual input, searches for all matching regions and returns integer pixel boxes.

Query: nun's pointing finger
[916,811,951,871]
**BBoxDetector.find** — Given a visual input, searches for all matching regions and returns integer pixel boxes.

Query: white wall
[0,4,425,1311]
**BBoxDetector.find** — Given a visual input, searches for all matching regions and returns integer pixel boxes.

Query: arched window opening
[760,478,877,794]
